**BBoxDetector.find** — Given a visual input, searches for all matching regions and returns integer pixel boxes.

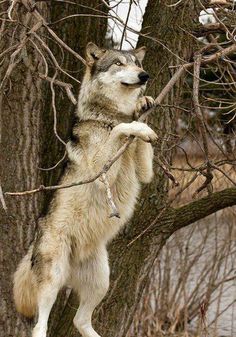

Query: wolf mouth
[121,81,144,88]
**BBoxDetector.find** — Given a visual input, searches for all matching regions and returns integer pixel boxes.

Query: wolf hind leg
[32,256,70,337]
[73,246,109,337]
[32,284,59,337]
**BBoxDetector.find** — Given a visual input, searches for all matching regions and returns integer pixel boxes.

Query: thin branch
[100,173,120,218]
[7,0,17,20]
[29,38,49,77]
[0,184,7,212]
[154,158,179,187]
[32,32,81,83]
[119,0,132,50]
[5,138,135,196]
[38,151,67,171]
[0,20,43,89]
[39,74,77,105]
[192,53,213,197]
[50,72,67,146]
[20,0,86,65]
[211,164,236,186]
[0,43,18,59]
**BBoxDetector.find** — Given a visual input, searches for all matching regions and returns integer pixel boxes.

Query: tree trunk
[94,3,198,336]
[0,2,107,336]
[51,2,199,337]
[0,4,48,336]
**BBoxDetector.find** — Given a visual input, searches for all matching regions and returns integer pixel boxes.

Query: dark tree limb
[170,187,236,232]
[127,187,236,251]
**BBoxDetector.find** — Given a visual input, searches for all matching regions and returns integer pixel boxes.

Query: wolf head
[85,42,149,89]
[78,43,149,118]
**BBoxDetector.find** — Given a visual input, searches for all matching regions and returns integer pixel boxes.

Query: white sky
[107,1,230,49]
[107,0,148,49]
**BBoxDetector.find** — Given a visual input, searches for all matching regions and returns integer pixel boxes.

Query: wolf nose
[138,72,149,83]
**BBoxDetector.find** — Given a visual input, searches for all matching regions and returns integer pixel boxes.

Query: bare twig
[7,0,18,21]
[100,173,120,218]
[0,184,7,212]
[38,74,77,105]
[0,44,18,59]
[38,151,67,171]
[20,0,86,65]
[211,164,236,186]
[192,53,213,197]
[154,158,179,187]
[0,20,43,89]
[29,38,49,77]
[119,0,132,50]
[127,207,167,247]
[32,32,80,83]
[50,72,67,146]
[5,138,134,196]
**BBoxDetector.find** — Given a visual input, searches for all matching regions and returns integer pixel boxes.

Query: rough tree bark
[0,2,107,337]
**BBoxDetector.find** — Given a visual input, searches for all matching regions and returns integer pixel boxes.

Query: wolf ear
[134,46,147,64]
[86,42,106,65]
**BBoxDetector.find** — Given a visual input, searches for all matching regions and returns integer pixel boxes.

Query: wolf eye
[116,61,122,66]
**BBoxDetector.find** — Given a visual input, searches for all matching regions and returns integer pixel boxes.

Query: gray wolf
[13,42,157,337]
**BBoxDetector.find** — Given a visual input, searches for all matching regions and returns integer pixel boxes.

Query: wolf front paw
[115,121,157,143]
[135,96,155,117]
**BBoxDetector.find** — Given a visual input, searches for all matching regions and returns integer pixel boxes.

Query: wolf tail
[13,246,38,318]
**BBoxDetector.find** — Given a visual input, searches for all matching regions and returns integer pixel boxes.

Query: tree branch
[128,186,236,245]
[170,187,236,233]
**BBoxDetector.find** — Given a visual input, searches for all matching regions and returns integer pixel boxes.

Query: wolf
[13,42,157,337]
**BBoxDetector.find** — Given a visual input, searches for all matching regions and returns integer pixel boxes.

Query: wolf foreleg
[135,96,155,118]
[112,121,157,143]
[135,139,154,183]
[84,122,157,188]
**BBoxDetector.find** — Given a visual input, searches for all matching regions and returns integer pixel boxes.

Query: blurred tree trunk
[0,2,107,337]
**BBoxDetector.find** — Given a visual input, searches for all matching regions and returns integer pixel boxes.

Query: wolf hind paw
[74,320,101,337]
[32,325,46,337]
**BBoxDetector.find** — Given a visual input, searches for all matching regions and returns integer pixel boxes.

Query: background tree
[0,1,235,337]
[0,1,107,336]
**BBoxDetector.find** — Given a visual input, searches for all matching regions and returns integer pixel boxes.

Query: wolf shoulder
[67,121,106,159]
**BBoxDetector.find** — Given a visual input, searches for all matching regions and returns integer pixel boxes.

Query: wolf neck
[77,74,139,126]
